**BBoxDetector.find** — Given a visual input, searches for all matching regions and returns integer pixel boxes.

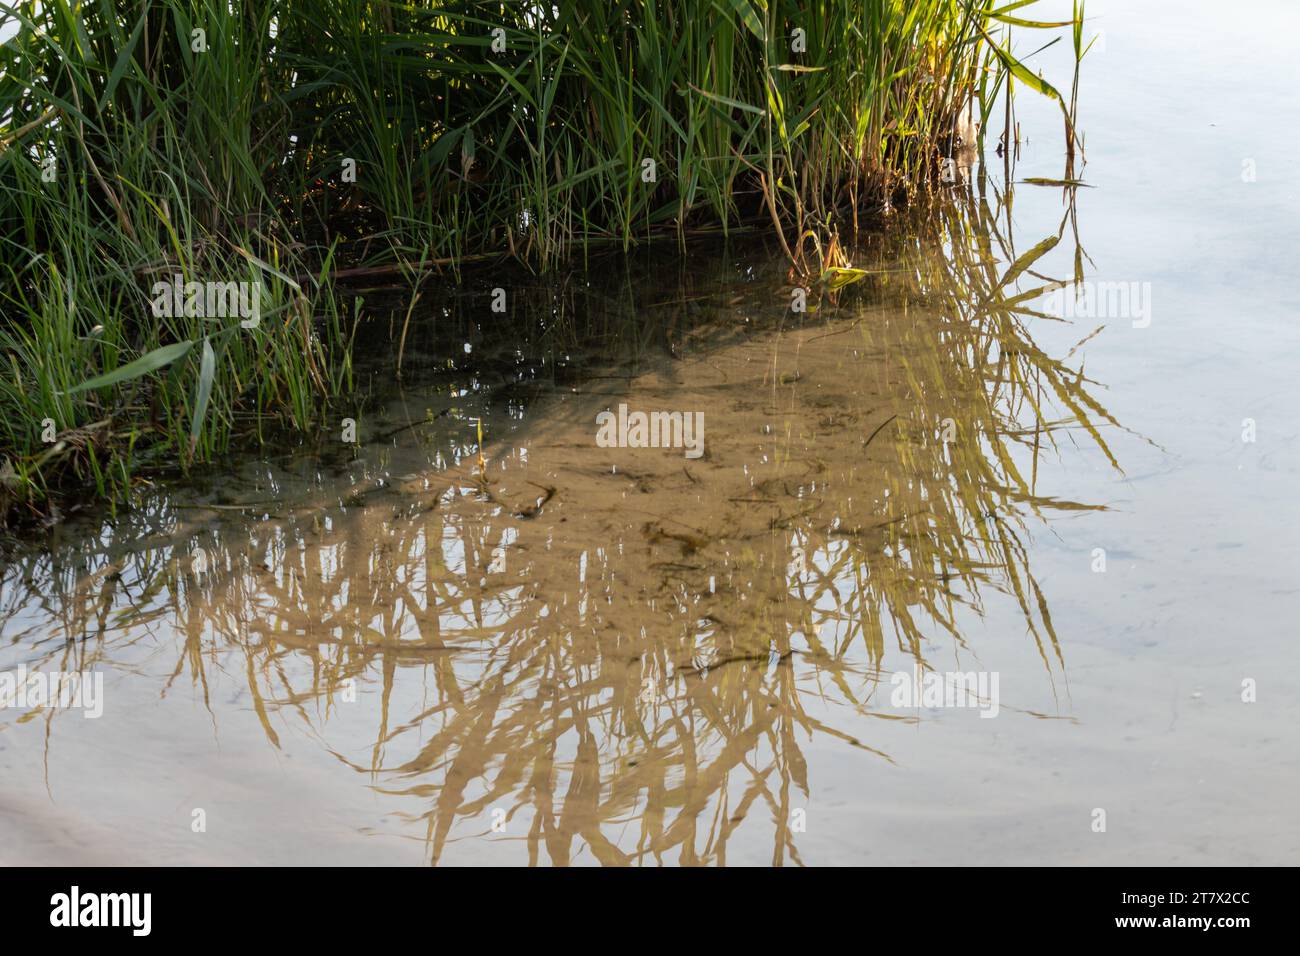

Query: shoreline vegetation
[0,0,1088,526]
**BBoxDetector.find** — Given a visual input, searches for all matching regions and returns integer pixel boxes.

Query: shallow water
[2,0,1298,865]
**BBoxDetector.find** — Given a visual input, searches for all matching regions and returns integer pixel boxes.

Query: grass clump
[0,0,1079,522]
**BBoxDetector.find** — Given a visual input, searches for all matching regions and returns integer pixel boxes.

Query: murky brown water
[3,0,1299,865]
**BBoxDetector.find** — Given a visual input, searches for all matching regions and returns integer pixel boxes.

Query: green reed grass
[0,0,1080,521]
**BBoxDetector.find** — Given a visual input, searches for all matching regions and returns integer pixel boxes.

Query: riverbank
[0,0,1081,525]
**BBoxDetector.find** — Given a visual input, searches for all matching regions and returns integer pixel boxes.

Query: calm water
[2,0,1298,865]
